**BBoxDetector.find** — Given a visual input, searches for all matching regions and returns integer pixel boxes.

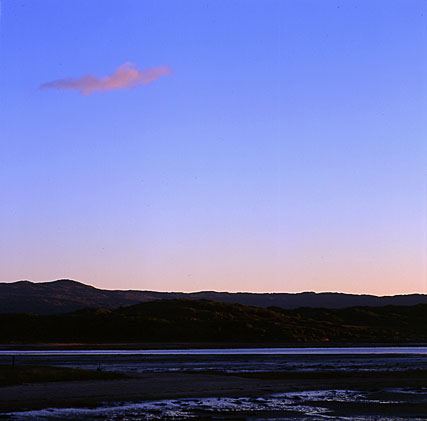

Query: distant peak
[50,279,83,284]
[49,279,97,289]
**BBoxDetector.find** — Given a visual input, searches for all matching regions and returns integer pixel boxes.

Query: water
[1,346,427,356]
[2,348,427,374]
[4,389,427,420]
[2,348,427,419]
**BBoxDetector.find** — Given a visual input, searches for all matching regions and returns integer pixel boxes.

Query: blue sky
[1,0,426,294]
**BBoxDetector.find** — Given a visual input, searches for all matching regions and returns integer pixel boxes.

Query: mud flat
[1,370,427,419]
[0,364,125,387]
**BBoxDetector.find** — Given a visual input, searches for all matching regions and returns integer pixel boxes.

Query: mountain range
[1,279,427,314]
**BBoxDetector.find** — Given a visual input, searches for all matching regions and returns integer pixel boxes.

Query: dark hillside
[0,299,426,344]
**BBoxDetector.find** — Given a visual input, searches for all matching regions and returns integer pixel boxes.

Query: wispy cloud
[40,62,172,95]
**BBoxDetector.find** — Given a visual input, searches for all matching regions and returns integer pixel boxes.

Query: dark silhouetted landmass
[1,299,426,344]
[1,279,427,314]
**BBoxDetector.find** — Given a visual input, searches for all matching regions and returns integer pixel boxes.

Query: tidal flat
[1,349,427,419]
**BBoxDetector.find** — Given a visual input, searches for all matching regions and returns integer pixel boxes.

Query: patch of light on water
[2,396,329,420]
[2,346,427,356]
[388,387,427,395]
[5,391,427,421]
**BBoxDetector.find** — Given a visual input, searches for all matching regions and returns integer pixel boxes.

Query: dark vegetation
[0,365,125,386]
[0,299,426,344]
[2,279,427,314]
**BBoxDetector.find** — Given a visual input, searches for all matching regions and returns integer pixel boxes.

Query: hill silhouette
[1,299,426,344]
[1,279,427,314]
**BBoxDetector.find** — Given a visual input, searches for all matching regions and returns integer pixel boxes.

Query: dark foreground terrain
[1,351,427,419]
[1,298,427,343]
[1,364,427,419]
[0,365,125,387]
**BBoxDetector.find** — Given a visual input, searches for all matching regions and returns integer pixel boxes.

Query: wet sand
[1,370,427,417]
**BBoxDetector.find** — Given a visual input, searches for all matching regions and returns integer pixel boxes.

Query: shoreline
[1,370,426,414]
[1,341,427,351]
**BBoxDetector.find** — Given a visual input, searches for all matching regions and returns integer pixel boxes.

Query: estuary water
[1,347,427,374]
[5,389,427,421]
[1,346,427,356]
[2,347,427,420]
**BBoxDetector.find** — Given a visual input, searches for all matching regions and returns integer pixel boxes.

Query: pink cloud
[40,62,172,95]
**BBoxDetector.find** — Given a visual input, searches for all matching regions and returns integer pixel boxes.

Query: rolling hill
[1,279,427,314]
[1,299,426,344]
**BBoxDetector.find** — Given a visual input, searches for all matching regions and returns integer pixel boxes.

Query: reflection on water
[1,353,427,375]
[1,346,427,356]
[4,389,427,420]
[2,347,426,375]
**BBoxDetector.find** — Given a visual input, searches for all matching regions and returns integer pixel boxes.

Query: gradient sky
[1,0,426,294]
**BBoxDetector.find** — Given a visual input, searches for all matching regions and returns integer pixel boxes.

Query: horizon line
[2,278,426,298]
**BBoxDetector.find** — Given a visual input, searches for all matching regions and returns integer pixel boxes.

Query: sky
[0,0,426,295]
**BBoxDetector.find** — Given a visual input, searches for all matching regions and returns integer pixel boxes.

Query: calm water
[1,346,427,356]
[1,347,427,374]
